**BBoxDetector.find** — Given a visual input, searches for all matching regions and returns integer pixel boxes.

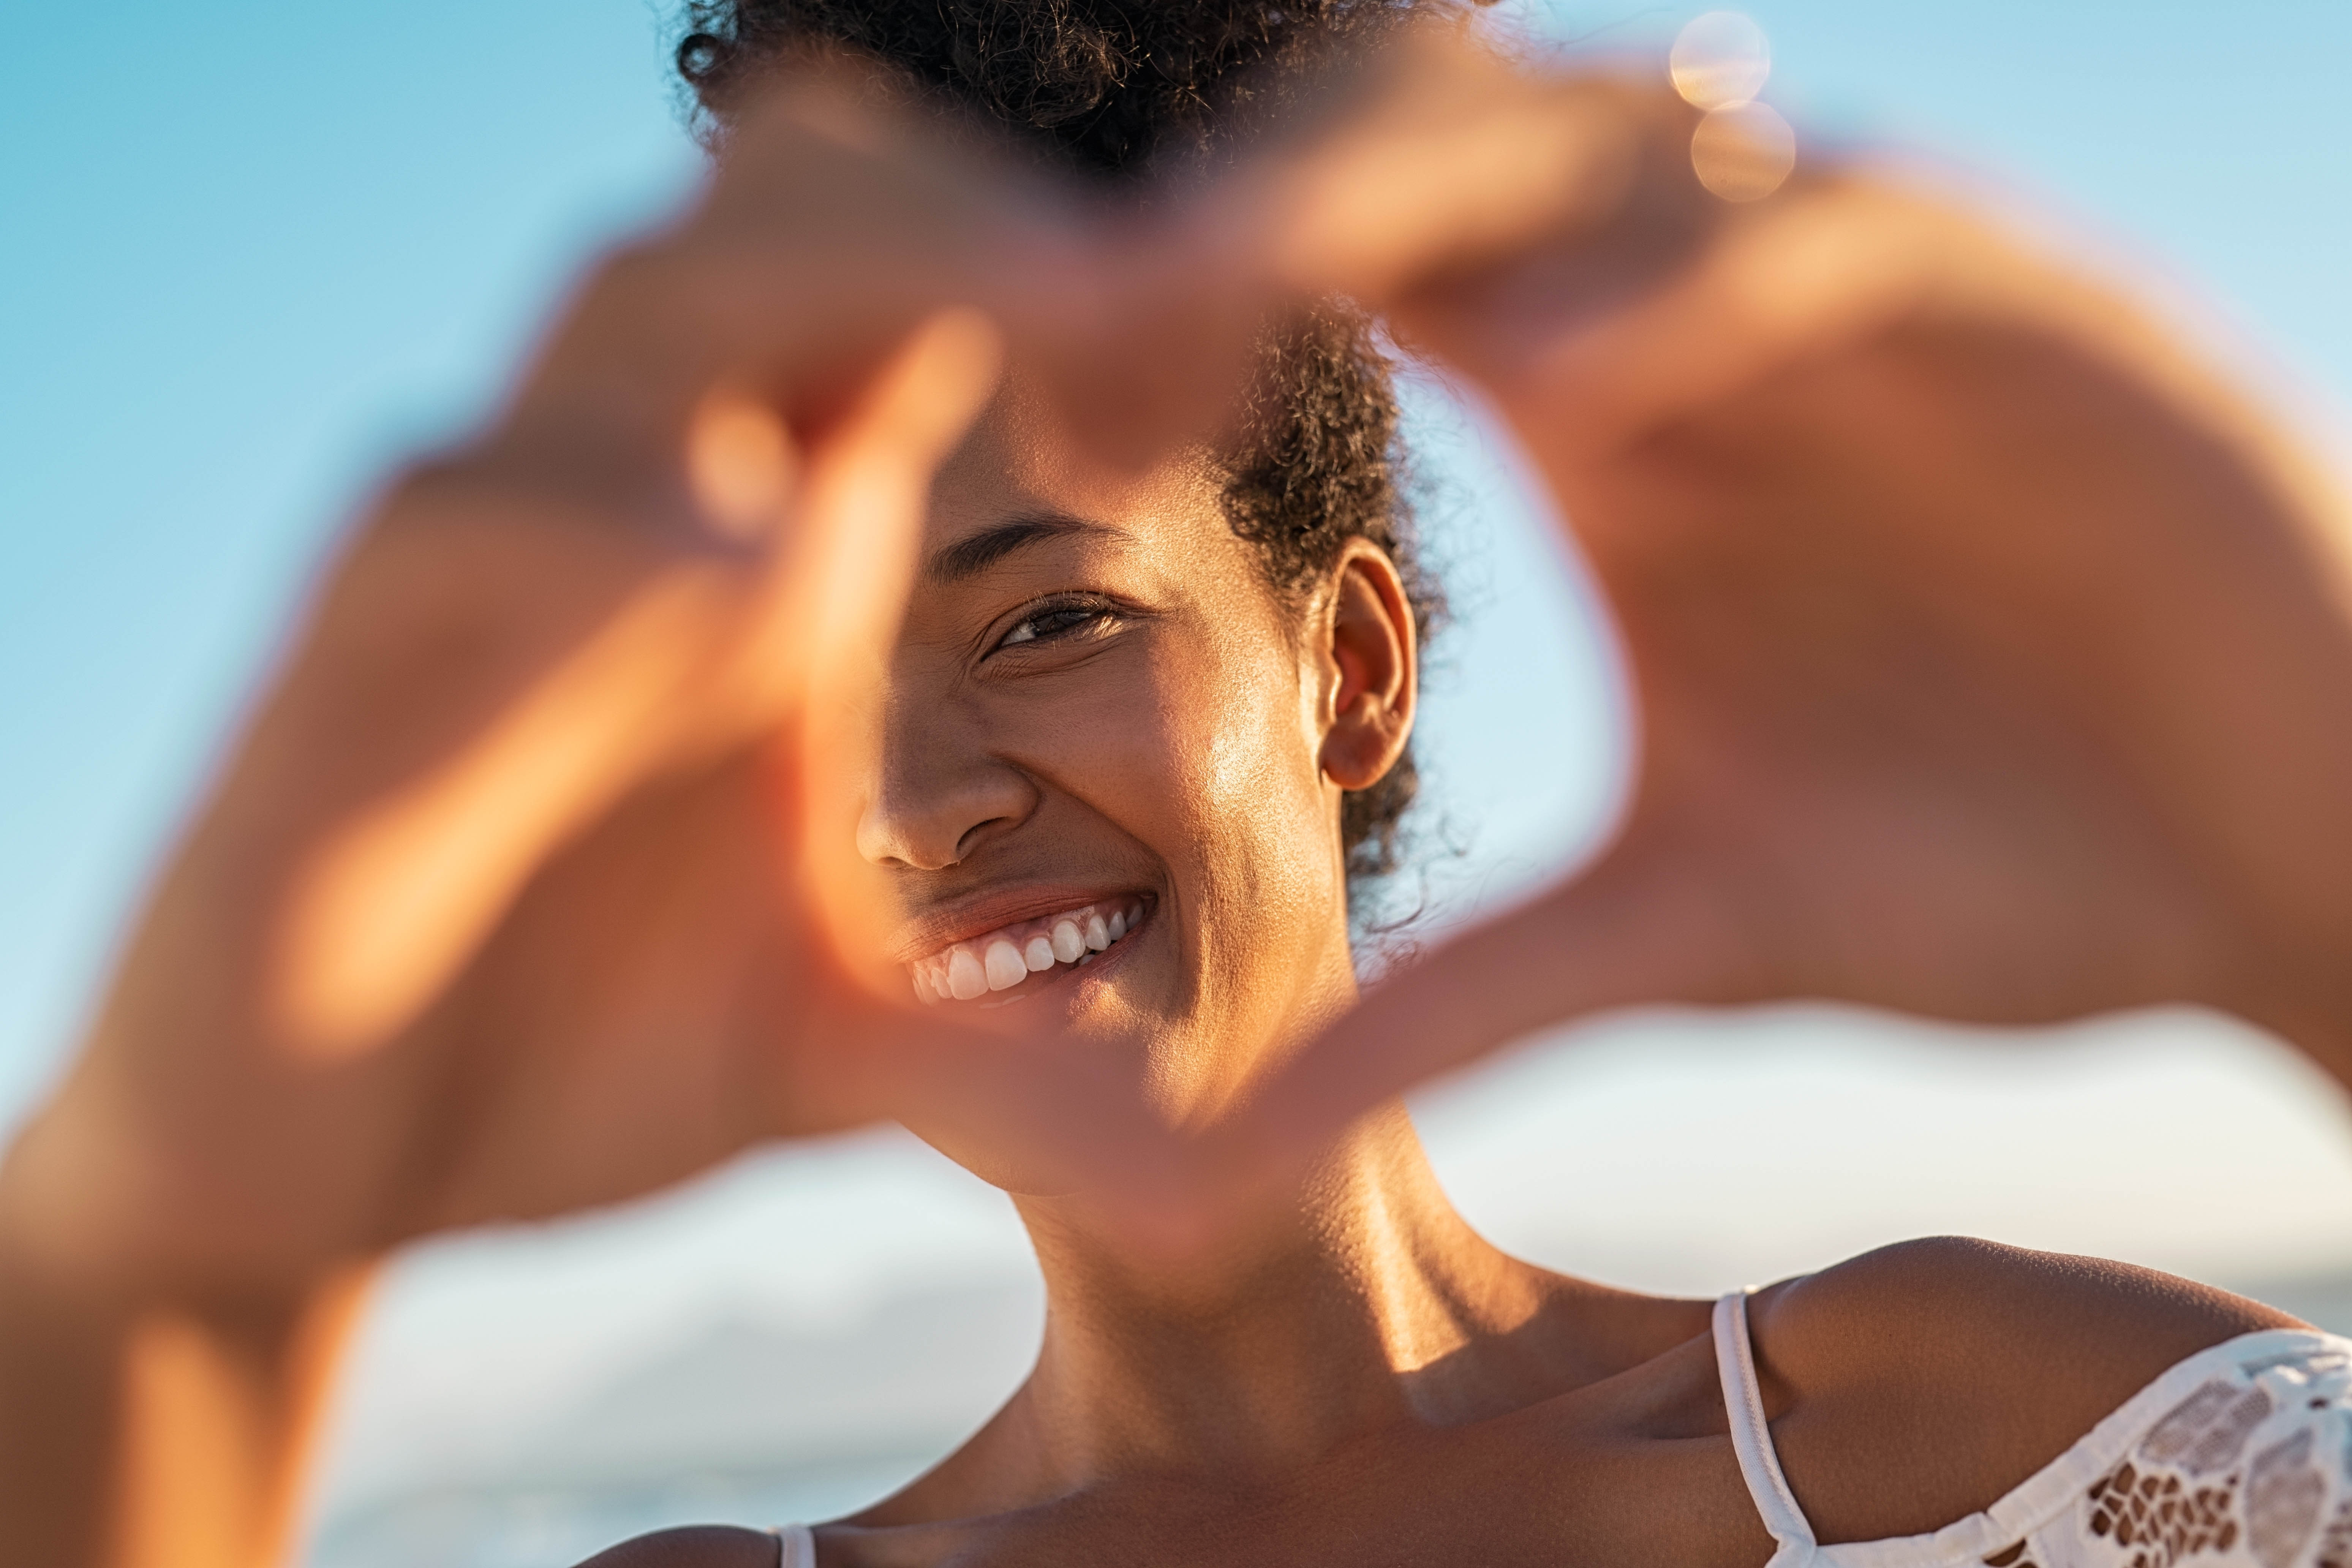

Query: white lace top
[773,1300,2352,1568]
[1715,1290,2352,1568]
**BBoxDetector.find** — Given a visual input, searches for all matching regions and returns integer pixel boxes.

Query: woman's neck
[997,1104,1579,1485]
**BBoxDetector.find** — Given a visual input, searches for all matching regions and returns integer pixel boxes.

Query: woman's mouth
[908,897,1149,1005]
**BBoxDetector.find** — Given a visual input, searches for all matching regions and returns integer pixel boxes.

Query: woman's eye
[996,601,1115,651]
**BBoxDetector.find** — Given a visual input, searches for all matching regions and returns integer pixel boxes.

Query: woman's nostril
[952,815,1018,866]
[855,752,1038,869]
[857,810,997,872]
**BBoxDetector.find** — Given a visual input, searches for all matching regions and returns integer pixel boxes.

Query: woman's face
[861,382,1409,1190]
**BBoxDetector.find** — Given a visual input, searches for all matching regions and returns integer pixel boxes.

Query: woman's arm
[0,1229,365,1568]
[0,73,1129,1568]
[1167,24,2352,1168]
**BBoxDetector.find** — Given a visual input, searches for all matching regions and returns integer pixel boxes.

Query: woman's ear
[1317,541,1418,792]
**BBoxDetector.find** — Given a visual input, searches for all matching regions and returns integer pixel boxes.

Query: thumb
[1244,839,1759,1166]
[768,308,1006,994]
[1405,182,1995,468]
[1065,847,1753,1265]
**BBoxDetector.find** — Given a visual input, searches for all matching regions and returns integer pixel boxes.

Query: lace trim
[1808,1330,2352,1568]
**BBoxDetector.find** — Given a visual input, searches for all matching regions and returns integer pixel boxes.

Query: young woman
[9,4,2352,1568]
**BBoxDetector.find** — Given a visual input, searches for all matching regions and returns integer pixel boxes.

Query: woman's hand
[0,68,1233,1565]
[1185,26,2352,1165]
[0,71,1099,1321]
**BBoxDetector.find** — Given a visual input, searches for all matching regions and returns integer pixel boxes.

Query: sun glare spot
[1670,10,1772,111]
[1690,100,1797,201]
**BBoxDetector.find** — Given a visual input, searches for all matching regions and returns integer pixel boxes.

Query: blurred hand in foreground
[1173,24,2352,1187]
[8,85,1035,1302]
[0,69,1206,1568]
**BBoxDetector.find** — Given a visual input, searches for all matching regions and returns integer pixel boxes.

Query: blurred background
[6,2,2352,1563]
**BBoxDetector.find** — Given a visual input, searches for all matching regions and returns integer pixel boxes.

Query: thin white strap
[1713,1290,1818,1566]
[771,1524,816,1568]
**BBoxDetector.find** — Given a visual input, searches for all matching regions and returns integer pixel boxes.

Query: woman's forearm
[0,1197,370,1568]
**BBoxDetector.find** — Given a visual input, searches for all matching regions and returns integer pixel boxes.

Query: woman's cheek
[1192,645,1351,964]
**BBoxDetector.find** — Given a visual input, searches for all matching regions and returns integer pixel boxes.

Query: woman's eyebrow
[924,513,1114,583]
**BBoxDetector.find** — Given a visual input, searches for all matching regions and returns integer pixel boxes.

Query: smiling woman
[14,0,2352,1564]
[580,3,2352,1567]
[863,367,1422,1182]
[680,0,1446,899]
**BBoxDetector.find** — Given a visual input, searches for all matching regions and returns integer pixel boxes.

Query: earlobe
[1318,544,1418,792]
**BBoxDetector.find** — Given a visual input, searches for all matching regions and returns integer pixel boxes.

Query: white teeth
[911,899,1147,1002]
[947,946,988,1001]
[984,939,1027,991]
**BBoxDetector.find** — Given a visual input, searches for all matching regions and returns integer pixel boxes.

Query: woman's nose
[855,729,1039,871]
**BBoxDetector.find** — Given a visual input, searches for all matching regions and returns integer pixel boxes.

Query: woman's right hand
[1158,22,2352,1192]
[0,73,1124,1307]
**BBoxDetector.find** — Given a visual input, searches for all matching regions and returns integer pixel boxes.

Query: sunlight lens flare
[1690,100,1797,201]
[1670,11,1772,111]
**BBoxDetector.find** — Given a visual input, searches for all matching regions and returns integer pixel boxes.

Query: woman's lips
[908,896,1150,1004]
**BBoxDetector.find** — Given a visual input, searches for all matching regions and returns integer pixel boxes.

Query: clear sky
[8,1,2352,1552]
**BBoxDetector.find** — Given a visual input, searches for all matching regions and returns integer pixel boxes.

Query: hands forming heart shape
[6,15,2352,1567]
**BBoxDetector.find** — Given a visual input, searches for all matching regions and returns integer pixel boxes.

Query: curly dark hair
[677,0,1445,904]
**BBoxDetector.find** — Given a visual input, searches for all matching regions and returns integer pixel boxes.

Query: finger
[772,309,1006,994]
[1221,840,1762,1188]
[728,302,1258,1192]
[503,239,975,501]
[500,73,1049,502]
[260,314,993,1063]
[546,299,1167,1183]
[512,60,1217,513]
[1009,240,1269,477]
[1170,22,1659,299]
[263,519,778,1059]
[789,982,1190,1200]
[1410,183,2067,467]
[1027,843,1763,1265]
[1015,33,1672,477]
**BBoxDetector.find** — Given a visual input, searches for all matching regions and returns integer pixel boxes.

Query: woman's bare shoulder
[573,1525,781,1568]
[1759,1234,2303,1389]
[1749,1235,2305,1544]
